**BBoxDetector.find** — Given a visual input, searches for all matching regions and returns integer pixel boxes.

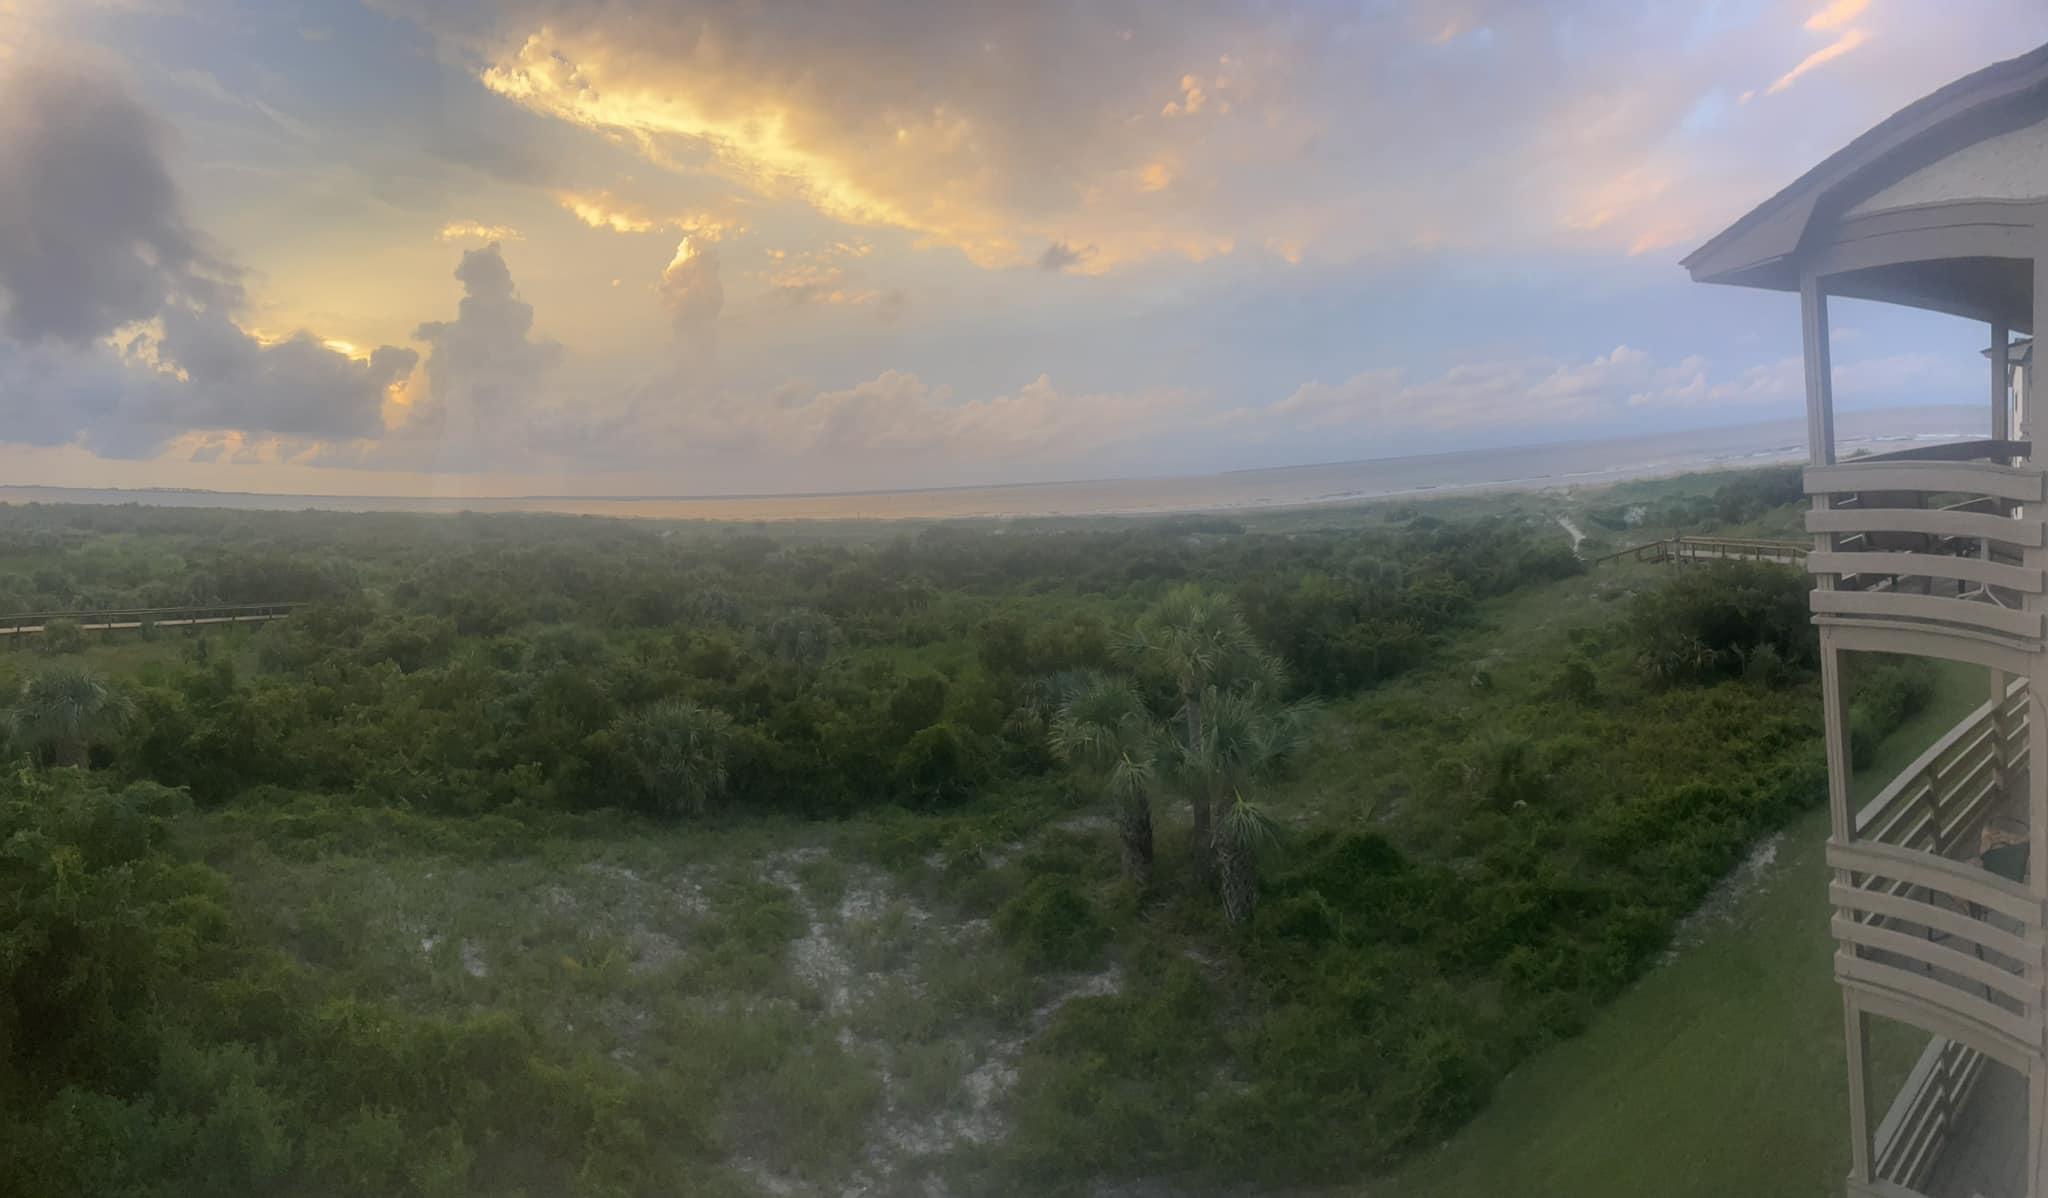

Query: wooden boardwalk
[1590,534,1809,567]
[0,602,301,640]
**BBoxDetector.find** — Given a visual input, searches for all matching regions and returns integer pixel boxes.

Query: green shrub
[1630,561,1815,686]
[37,617,86,654]
[1550,654,1600,705]
[995,876,1108,970]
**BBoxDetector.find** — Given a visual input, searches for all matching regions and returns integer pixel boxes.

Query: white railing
[1854,685,2026,855]
[1871,1035,1987,1192]
[1805,450,2048,652]
[1831,682,2046,1067]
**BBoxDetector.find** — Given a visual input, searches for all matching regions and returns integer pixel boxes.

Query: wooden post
[2027,251,2048,1198]
[2033,1062,2048,1198]
[1845,993,1872,1185]
[1823,630,1853,845]
[1993,320,2015,784]
[1803,274,1836,466]
[1808,270,1848,850]
[1996,323,2013,443]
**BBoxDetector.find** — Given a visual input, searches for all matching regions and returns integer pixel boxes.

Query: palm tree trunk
[1184,690,1217,888]
[1189,787,1216,888]
[1218,831,1257,924]
[1118,793,1154,889]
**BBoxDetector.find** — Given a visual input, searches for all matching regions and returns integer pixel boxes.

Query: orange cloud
[556,189,743,240]
[479,25,1266,273]
[440,220,522,242]
[1766,28,1870,95]
[1805,0,1870,32]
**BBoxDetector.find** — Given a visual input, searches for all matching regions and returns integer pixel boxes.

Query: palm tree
[1121,585,1269,885]
[613,700,736,817]
[8,666,133,768]
[1184,681,1315,923]
[1049,673,1160,887]
[756,608,841,675]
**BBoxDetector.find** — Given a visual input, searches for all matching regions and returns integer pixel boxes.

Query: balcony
[1805,439,2046,672]
[1836,679,2039,1198]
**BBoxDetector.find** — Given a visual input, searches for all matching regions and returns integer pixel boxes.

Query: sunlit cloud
[1806,0,1870,33]
[1766,28,1871,95]
[486,33,945,247]
[9,0,2046,495]
[658,236,723,341]
[556,188,744,240]
[760,241,884,307]
[440,220,523,242]
[1162,72,1231,118]
[470,19,1276,272]
[559,191,657,233]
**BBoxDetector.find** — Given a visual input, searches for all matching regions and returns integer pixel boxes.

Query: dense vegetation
[0,472,1935,1195]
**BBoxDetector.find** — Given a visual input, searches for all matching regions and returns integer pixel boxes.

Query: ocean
[0,405,1986,523]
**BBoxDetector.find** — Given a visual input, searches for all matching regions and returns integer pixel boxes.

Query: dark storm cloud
[0,55,239,344]
[0,52,417,455]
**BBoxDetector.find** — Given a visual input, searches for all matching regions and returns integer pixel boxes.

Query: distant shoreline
[0,405,1984,522]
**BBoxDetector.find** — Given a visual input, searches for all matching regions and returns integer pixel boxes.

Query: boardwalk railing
[0,602,302,641]
[1590,535,1809,567]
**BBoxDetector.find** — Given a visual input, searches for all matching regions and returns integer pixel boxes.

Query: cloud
[0,52,415,457]
[387,242,564,467]
[440,5,1300,271]
[593,369,1198,476]
[659,237,724,336]
[1039,240,1097,272]
[557,189,744,239]
[440,220,523,242]
[760,241,886,307]
[0,54,238,344]
[143,309,416,441]
[1266,343,1952,440]
[1767,28,1871,96]
[399,0,1980,276]
[1806,0,1869,32]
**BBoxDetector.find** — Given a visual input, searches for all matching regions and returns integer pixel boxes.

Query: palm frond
[1219,792,1282,855]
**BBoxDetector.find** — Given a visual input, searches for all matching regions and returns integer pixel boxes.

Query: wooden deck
[1925,1057,2025,1198]
[0,602,301,640]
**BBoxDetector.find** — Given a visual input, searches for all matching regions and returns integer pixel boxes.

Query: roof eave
[1681,41,2048,288]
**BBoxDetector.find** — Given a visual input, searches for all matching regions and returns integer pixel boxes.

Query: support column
[1806,273,1849,850]
[1802,273,1836,466]
[1822,629,1853,844]
[2027,247,2048,1198]
[1994,324,2015,756]
[1845,994,1872,1186]
[1997,322,2013,444]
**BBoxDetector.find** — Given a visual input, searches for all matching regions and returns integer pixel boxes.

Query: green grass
[1383,656,1987,1198]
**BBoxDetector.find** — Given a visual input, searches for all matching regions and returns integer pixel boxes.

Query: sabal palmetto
[1120,585,1270,884]
[1185,680,1315,923]
[8,666,133,768]
[1216,792,1282,925]
[612,700,736,817]
[1050,673,1160,887]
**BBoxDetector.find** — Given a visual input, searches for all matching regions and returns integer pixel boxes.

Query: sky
[0,0,2044,498]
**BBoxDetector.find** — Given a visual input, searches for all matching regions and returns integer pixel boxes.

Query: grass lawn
[1382,656,1987,1198]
